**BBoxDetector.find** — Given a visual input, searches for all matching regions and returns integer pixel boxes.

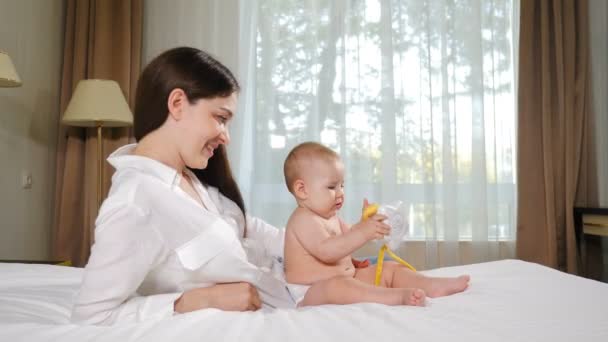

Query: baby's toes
[412,289,426,306]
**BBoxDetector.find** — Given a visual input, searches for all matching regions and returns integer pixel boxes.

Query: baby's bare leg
[355,262,470,298]
[299,276,425,307]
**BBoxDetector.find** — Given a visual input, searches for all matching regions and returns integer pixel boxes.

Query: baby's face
[303,158,345,219]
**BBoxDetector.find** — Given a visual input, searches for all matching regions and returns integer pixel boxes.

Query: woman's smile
[204,144,215,157]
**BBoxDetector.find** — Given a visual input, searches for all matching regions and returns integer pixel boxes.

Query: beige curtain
[52,0,142,267]
[516,0,598,273]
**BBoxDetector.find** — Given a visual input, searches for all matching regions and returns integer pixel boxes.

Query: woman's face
[177,92,237,169]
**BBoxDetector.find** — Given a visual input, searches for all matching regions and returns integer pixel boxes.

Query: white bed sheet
[1,259,607,342]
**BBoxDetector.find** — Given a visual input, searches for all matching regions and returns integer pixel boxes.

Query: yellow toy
[362,203,416,286]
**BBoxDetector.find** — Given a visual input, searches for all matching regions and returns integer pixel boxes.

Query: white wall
[589,0,608,281]
[589,0,608,207]
[0,0,64,260]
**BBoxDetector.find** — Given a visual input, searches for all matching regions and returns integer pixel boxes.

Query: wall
[589,0,608,207]
[0,0,64,260]
[589,0,608,281]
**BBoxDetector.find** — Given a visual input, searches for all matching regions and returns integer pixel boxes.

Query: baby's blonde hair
[283,142,339,194]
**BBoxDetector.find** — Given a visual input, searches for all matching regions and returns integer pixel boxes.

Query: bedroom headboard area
[0,0,64,260]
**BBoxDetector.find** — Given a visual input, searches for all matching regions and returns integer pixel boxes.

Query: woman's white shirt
[70,144,291,325]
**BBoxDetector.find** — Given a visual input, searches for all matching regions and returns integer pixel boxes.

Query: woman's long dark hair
[133,47,246,231]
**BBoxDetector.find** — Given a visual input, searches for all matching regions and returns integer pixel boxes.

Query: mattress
[1,259,607,341]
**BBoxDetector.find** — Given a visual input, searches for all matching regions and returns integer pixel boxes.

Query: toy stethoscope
[361,202,416,286]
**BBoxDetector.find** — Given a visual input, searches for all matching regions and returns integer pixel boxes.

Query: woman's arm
[245,216,285,258]
[213,188,285,258]
[71,203,180,325]
[73,203,263,325]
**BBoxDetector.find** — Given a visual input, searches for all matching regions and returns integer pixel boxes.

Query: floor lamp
[0,51,22,87]
[62,79,133,209]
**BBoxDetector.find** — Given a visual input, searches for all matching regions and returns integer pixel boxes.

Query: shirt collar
[107,143,180,187]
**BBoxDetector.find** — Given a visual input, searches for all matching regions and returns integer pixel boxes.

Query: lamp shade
[62,79,133,127]
[0,51,22,87]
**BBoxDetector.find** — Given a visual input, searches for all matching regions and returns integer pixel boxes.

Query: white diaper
[286,283,311,305]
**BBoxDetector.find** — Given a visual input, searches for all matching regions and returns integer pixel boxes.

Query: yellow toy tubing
[362,203,416,286]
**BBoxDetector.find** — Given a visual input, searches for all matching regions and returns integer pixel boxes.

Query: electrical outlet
[21,171,32,189]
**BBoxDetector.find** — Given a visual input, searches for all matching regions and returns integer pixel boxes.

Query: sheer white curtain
[143,0,240,74]
[144,0,519,269]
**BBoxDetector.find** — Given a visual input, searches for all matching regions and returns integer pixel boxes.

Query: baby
[283,142,470,307]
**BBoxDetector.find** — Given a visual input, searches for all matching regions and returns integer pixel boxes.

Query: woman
[71,47,293,325]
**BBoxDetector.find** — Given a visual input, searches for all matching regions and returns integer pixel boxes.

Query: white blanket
[1,259,607,342]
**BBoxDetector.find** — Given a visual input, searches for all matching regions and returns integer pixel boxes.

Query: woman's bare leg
[354,262,470,298]
[299,276,425,307]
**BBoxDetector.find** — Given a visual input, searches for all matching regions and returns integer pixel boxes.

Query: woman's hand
[174,282,262,313]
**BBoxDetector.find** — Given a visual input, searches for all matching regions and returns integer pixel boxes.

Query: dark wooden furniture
[0,260,71,266]
[574,207,608,282]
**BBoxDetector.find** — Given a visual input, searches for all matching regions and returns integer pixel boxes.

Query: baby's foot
[427,275,470,298]
[402,288,426,306]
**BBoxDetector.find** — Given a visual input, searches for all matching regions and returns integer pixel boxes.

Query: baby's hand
[352,214,391,240]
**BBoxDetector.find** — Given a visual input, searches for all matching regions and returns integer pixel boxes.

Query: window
[242,0,517,242]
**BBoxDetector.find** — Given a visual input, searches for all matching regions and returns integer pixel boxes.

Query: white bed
[1,259,607,342]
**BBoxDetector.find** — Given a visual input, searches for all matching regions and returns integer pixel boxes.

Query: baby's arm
[292,213,389,264]
[338,219,371,268]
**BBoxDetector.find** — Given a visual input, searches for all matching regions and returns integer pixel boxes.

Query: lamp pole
[61,79,133,210]
[96,121,103,210]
